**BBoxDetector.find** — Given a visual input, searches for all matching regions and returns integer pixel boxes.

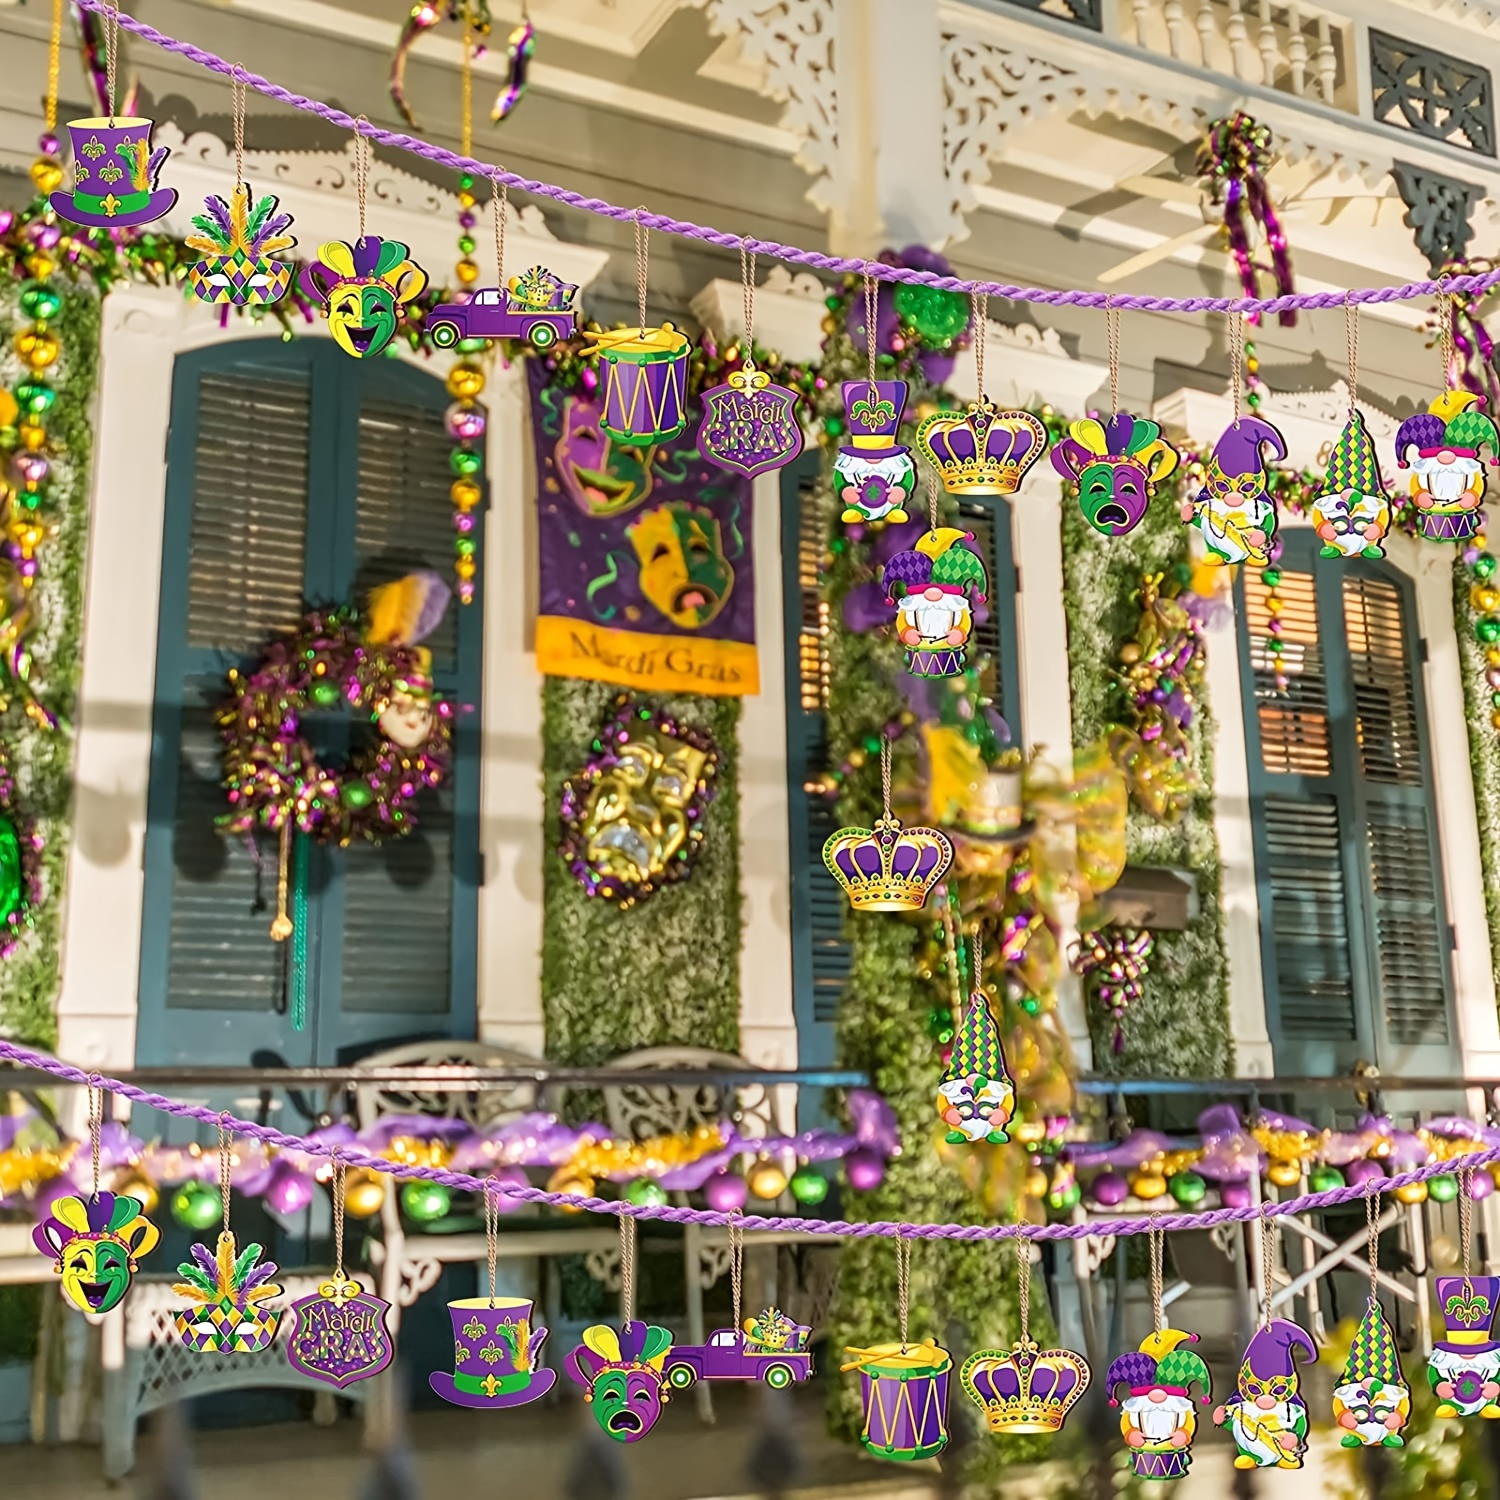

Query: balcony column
[826,0,955,255]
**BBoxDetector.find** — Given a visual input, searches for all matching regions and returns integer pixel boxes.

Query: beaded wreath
[219,605,453,844]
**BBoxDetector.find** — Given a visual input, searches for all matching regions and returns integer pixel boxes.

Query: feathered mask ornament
[173,1231,284,1353]
[186,184,297,306]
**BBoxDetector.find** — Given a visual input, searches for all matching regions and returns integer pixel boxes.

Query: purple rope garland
[76,0,1500,317]
[4,1037,1494,1243]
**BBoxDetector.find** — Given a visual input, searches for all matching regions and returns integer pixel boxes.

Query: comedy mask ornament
[1214,1320,1315,1469]
[1182,416,1287,566]
[1311,410,1391,559]
[1394,392,1500,542]
[882,528,988,679]
[626,502,734,629]
[300,237,428,359]
[34,1192,160,1314]
[186,184,296,306]
[559,700,718,907]
[1106,1330,1212,1481]
[1052,413,1180,537]
[566,1322,674,1443]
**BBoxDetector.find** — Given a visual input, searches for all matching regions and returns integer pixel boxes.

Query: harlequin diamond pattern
[175,1300,280,1354]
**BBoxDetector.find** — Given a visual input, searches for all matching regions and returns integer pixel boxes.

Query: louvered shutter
[1238,533,1455,1075]
[783,458,849,1066]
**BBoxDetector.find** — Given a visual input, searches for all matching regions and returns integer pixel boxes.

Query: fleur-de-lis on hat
[1447,1290,1491,1326]
[462,1316,486,1340]
[81,136,106,159]
[455,1340,472,1361]
[850,395,896,427]
[97,162,124,184]
[479,1341,505,1365]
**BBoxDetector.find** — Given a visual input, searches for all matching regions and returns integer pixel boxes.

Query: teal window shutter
[1238,532,1455,1075]
[139,341,482,1067]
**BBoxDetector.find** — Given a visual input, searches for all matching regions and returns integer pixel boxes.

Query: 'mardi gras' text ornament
[285,1272,395,1389]
[698,361,804,479]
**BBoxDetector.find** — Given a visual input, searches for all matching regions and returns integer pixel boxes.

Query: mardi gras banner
[529,363,758,696]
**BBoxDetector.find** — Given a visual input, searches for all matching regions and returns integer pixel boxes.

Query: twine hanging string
[619,1209,636,1322]
[1106,297,1121,416]
[1345,292,1360,414]
[491,171,509,283]
[880,736,893,822]
[88,1078,102,1198]
[1016,1226,1031,1343]
[1365,1180,1380,1301]
[1461,1166,1474,1276]
[231,65,247,193]
[973,925,985,997]
[218,1113,233,1234]
[972,290,988,400]
[352,118,371,243]
[741,245,757,354]
[1229,313,1245,424]
[330,1156,347,1280]
[634,209,649,332]
[926,468,940,534]
[1260,1205,1276,1327]
[57,0,1500,320]
[863,269,879,406]
[1149,1218,1165,1333]
[103,0,119,124]
[485,1176,500,1307]
[896,1233,912,1354]
[728,1209,743,1333]
[45,0,64,135]
[1439,276,1458,389]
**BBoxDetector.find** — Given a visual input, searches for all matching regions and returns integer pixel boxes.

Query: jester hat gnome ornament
[566,1322,674,1442]
[1052,414,1180,537]
[300,238,428,359]
[50,116,176,228]
[883,528,988,678]
[1214,1319,1316,1469]
[33,1192,160,1315]
[1334,1298,1410,1447]
[1106,1330,1212,1480]
[1182,416,1287,565]
[187,184,296,307]
[1428,1275,1500,1418]
[937,986,1015,1144]
[1311,410,1392,559]
[1394,392,1500,542]
[834,381,916,524]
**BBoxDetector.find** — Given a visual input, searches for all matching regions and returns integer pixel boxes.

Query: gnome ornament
[834,382,915,525]
[1214,1319,1316,1469]
[1428,1275,1500,1418]
[1311,410,1392,560]
[1334,1297,1409,1447]
[882,527,989,678]
[1106,1329,1212,1480]
[936,980,1015,1145]
[1181,417,1287,566]
[1394,392,1500,543]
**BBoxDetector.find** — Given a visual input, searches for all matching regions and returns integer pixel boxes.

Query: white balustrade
[1124,0,1354,111]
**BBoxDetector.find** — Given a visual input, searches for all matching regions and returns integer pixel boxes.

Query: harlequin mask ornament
[938,988,1015,1144]
[1181,416,1287,566]
[173,1231,283,1353]
[1213,1319,1315,1469]
[49,117,177,228]
[1051,413,1179,536]
[299,238,429,359]
[834,381,915,524]
[823,740,952,911]
[559,697,718,907]
[1334,1297,1409,1448]
[1106,1329,1212,1480]
[916,400,1048,497]
[566,1322,674,1442]
[883,528,988,678]
[1311,410,1392,559]
[33,1192,160,1314]
[186,184,296,306]
[1394,392,1500,542]
[698,361,804,479]
[1428,1274,1500,1418]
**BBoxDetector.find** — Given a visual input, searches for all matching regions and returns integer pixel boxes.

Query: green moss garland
[1059,489,1232,1076]
[0,278,98,1046]
[1454,553,1500,998]
[540,676,742,1064]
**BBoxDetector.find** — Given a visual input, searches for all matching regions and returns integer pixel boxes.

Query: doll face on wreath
[378,691,434,750]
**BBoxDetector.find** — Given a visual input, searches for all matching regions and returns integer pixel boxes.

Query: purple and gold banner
[529,362,758,697]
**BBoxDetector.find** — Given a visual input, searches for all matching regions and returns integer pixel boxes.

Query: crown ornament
[823,815,953,912]
[917,399,1048,497]
[961,1337,1091,1434]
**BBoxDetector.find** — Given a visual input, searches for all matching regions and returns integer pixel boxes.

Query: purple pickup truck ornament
[662,1307,814,1391]
[428,264,578,350]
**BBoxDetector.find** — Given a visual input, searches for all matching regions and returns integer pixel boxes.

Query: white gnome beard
[1231,1401,1296,1462]
[834,452,912,519]
[1123,1393,1191,1442]
[900,594,968,643]
[1429,1347,1500,1412]
[937,1078,991,1142]
[1416,454,1482,502]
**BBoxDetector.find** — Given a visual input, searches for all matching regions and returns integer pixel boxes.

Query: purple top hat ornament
[840,381,910,458]
[430,1296,556,1408]
[50,117,177,229]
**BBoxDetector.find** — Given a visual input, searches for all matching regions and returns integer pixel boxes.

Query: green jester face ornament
[299,237,428,359]
[34,1192,160,1314]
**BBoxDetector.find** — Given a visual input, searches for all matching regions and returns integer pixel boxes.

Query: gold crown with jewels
[916,400,1049,496]
[821,815,953,912]
[959,1339,1091,1434]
